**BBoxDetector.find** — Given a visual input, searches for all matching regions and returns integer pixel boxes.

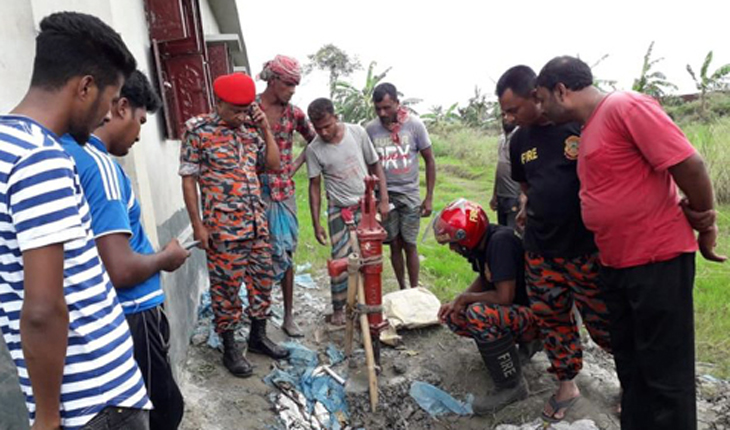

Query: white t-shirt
[306,123,379,207]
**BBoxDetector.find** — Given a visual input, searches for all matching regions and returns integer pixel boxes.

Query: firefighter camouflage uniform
[444,223,538,347]
[446,302,537,343]
[526,252,612,381]
[179,113,274,333]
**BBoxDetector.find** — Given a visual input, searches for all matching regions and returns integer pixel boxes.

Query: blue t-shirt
[60,135,163,314]
[0,116,150,429]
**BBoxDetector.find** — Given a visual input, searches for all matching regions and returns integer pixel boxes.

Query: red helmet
[433,199,488,249]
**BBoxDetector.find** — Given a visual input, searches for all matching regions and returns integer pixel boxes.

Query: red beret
[213,73,256,105]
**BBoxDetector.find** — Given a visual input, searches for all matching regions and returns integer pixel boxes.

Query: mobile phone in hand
[182,240,200,250]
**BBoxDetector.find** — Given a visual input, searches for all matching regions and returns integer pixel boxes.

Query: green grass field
[291,123,730,378]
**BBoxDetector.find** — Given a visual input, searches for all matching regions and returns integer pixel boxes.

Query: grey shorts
[382,194,421,245]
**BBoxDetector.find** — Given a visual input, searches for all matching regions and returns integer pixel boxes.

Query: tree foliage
[332,61,420,124]
[686,50,730,119]
[422,103,461,129]
[304,44,361,98]
[457,86,501,130]
[632,41,677,99]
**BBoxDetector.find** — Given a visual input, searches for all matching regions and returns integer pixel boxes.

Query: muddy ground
[178,269,730,430]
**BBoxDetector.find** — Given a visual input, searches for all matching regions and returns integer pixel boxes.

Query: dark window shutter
[161,0,205,56]
[206,43,232,83]
[146,0,213,139]
[165,53,212,139]
[144,0,188,42]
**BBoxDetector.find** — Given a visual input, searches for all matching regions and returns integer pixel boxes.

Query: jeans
[81,407,149,430]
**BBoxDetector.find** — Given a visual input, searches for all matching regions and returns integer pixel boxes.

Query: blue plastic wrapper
[409,381,473,416]
[326,344,345,366]
[264,342,349,429]
[294,273,318,289]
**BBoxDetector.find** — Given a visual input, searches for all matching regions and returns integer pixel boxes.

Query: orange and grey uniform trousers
[207,237,274,333]
[446,302,538,343]
[526,251,612,381]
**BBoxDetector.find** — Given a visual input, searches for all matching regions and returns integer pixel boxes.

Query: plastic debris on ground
[296,262,312,274]
[295,273,318,289]
[379,325,402,347]
[295,262,318,289]
[269,390,329,430]
[701,374,722,384]
[265,342,349,430]
[408,381,473,417]
[269,301,285,329]
[326,344,346,366]
[496,419,600,430]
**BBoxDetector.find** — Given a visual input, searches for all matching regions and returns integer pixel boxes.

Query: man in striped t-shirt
[61,71,190,430]
[0,12,150,430]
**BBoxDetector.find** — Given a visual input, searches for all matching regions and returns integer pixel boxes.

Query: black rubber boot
[221,331,253,378]
[473,334,528,415]
[248,318,290,359]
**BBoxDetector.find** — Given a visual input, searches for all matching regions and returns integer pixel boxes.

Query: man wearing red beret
[179,73,289,377]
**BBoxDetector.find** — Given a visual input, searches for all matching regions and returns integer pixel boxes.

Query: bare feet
[543,380,580,421]
[327,310,346,326]
[282,318,303,338]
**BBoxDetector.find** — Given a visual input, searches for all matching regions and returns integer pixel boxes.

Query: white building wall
[0,1,37,114]
[0,1,241,426]
[199,0,221,34]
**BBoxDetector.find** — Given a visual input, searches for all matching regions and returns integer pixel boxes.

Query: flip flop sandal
[542,394,580,423]
[283,323,304,338]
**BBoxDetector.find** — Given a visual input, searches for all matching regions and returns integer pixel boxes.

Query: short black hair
[495,65,536,98]
[308,98,335,122]
[373,82,399,103]
[31,12,137,90]
[121,70,161,113]
[537,56,593,91]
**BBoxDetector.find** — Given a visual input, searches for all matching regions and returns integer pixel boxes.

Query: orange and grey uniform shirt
[179,113,269,242]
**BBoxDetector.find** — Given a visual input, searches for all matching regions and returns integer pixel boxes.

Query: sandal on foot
[283,323,304,338]
[542,394,580,423]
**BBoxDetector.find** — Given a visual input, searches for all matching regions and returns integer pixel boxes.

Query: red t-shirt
[579,91,698,268]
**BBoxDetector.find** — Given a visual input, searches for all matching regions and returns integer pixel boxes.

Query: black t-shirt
[467,224,529,307]
[509,122,597,258]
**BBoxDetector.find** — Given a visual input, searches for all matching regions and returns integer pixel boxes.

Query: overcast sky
[237,0,730,114]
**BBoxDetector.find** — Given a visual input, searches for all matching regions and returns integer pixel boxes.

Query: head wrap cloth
[258,55,302,85]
